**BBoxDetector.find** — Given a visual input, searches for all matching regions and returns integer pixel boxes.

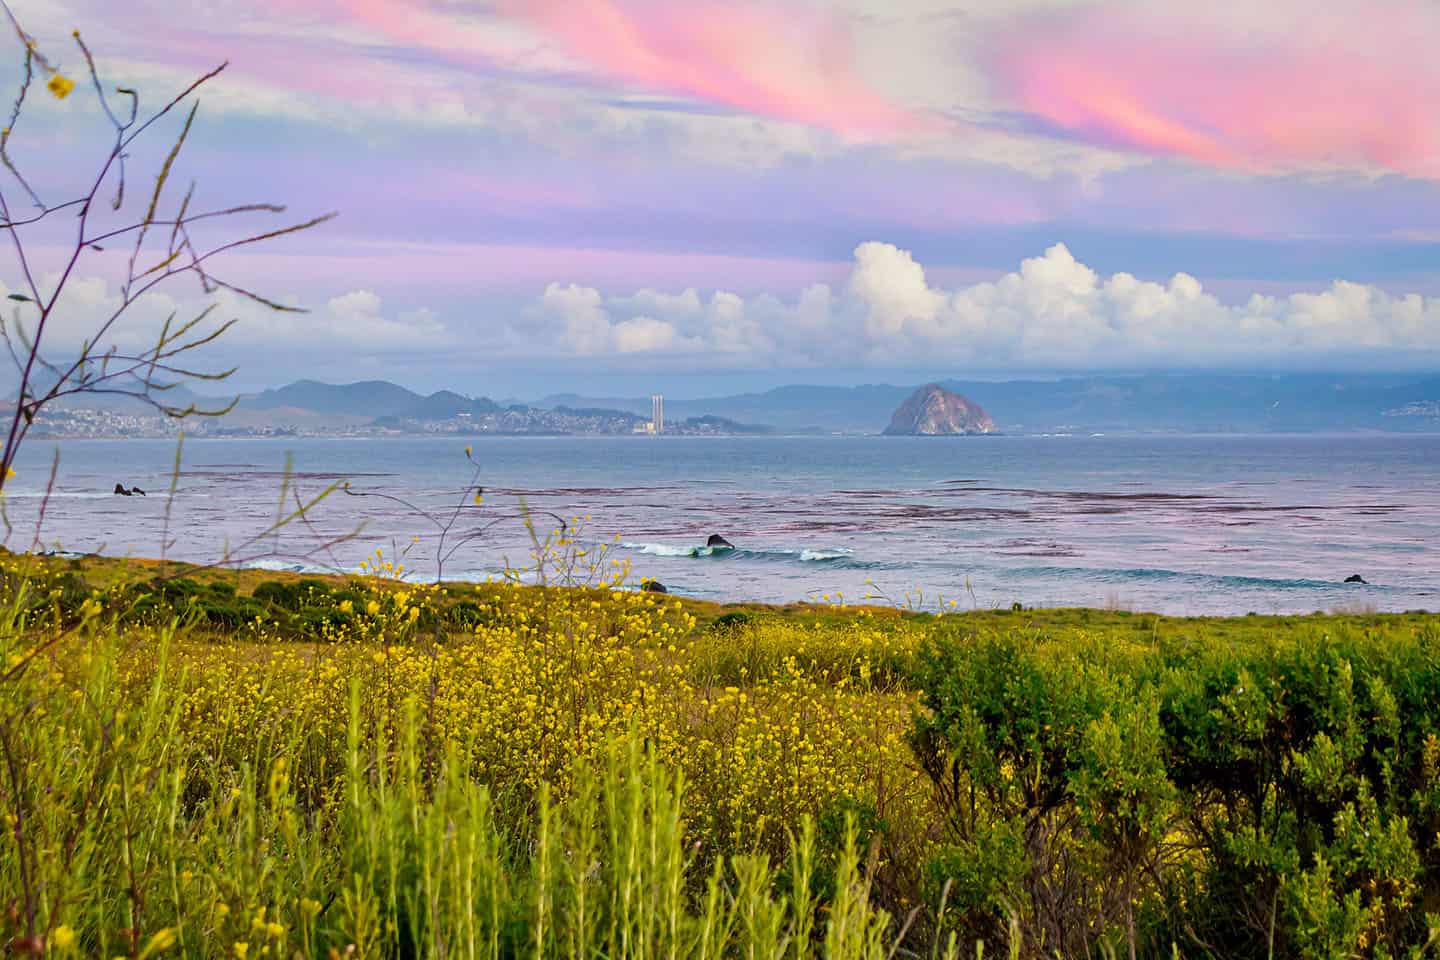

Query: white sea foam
[622,542,708,557]
[624,542,854,564]
[241,558,334,575]
[799,548,854,562]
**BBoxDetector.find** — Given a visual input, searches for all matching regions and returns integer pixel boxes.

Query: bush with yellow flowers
[0,571,919,958]
[109,572,923,851]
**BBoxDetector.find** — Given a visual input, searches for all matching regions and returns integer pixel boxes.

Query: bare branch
[0,46,42,208]
[195,211,338,260]
[124,101,197,298]
[166,181,194,257]
[120,62,226,151]
[84,203,293,246]
[74,31,122,134]
[0,10,330,506]
[206,276,307,313]
[0,197,88,229]
[29,445,57,553]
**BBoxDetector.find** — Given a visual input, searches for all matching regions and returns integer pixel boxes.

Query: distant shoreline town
[24,403,773,440]
[9,371,1440,439]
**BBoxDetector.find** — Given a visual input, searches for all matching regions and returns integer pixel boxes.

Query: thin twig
[160,433,184,569]
[29,445,57,552]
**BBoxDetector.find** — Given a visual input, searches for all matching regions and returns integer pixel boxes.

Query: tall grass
[0,584,941,959]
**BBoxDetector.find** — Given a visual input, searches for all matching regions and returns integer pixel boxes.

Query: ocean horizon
[5,432,1437,616]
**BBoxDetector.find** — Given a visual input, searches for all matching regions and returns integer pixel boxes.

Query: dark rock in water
[113,483,133,496]
[641,580,668,594]
[1344,574,1367,584]
[131,486,146,496]
[706,534,735,549]
[883,384,997,436]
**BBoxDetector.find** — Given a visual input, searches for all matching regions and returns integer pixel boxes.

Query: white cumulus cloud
[0,275,450,370]
[523,241,1440,369]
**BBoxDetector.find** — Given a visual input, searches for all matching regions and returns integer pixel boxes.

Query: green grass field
[2,550,1438,958]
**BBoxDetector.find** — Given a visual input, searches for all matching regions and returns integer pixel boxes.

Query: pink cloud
[152,242,860,296]
[500,0,918,138]
[54,0,469,111]
[322,0,920,138]
[324,0,530,73]
[990,1,1440,179]
[67,0,922,138]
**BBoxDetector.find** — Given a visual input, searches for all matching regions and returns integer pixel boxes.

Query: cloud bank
[8,245,1439,383]
[526,242,1440,369]
[234,0,919,139]
[989,0,1440,179]
[0,275,449,367]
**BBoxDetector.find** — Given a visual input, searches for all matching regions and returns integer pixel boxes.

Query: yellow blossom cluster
[0,548,937,955]
[97,576,925,856]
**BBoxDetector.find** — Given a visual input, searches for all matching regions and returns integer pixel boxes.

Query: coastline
[22,548,1437,634]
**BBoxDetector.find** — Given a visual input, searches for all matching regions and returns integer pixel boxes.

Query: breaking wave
[621,542,877,569]
[240,558,338,576]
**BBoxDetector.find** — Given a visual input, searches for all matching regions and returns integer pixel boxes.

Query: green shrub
[193,599,265,630]
[203,580,238,600]
[912,623,1440,958]
[711,610,756,632]
[446,599,491,627]
[251,579,303,609]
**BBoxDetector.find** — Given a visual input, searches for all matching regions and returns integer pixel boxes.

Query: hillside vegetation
[1,552,1437,958]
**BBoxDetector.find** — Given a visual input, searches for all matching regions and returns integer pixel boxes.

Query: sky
[3,0,1440,399]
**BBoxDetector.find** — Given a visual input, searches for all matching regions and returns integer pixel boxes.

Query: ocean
[5,434,1438,615]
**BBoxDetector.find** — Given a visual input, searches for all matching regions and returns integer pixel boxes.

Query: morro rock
[883,384,997,436]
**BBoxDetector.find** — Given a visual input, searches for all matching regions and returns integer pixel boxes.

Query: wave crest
[623,542,873,569]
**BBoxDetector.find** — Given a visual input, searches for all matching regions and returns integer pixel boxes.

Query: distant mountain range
[544,373,1440,433]
[18,372,1440,436]
[242,379,502,420]
[226,380,767,436]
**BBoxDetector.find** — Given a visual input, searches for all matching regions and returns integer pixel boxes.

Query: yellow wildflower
[141,928,176,955]
[233,944,249,959]
[51,926,76,950]
[47,74,75,99]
